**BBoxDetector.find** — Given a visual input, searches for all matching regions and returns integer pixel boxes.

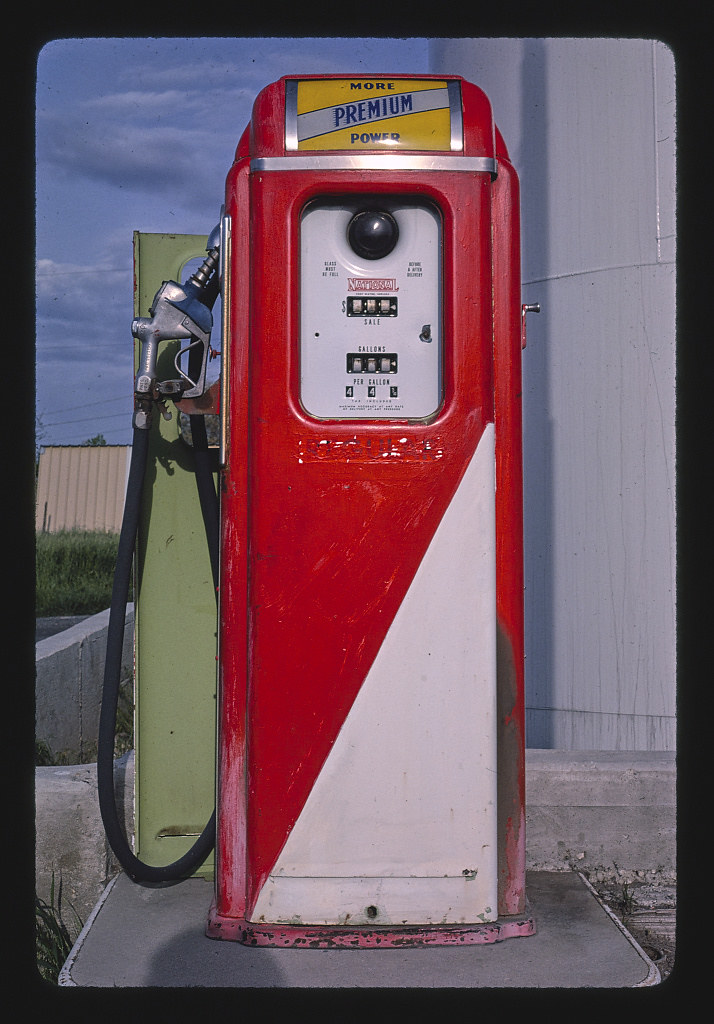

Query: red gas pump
[206,75,534,947]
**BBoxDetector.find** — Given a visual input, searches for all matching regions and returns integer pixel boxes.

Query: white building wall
[429,38,676,750]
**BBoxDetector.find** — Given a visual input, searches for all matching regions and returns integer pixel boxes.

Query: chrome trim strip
[219,211,231,468]
[251,155,497,174]
[285,79,299,150]
[447,80,463,151]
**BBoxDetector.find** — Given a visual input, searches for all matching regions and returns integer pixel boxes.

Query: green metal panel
[133,232,217,876]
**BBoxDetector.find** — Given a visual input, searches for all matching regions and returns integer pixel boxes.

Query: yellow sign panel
[292,78,460,152]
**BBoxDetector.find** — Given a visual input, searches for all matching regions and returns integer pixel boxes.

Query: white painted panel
[526,707,676,752]
[522,263,675,748]
[252,876,495,929]
[540,38,661,277]
[253,425,497,925]
[430,39,676,750]
[653,43,677,264]
[299,198,442,419]
[432,38,671,277]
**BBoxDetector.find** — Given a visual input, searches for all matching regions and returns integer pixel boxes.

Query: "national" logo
[348,278,399,292]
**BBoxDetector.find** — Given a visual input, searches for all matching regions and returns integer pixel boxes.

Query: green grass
[35,529,128,616]
[36,873,83,984]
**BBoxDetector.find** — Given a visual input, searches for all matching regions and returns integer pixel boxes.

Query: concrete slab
[60,871,659,988]
[35,615,90,642]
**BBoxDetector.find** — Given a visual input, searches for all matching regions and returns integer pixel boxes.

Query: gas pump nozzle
[131,234,220,429]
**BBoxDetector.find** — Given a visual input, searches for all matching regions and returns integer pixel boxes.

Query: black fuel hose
[97,415,218,884]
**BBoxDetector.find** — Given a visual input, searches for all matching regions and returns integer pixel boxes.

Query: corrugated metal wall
[430,39,676,750]
[35,445,131,533]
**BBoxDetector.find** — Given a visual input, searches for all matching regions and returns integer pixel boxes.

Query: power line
[44,429,131,444]
[40,394,130,416]
[36,268,128,278]
[43,410,130,428]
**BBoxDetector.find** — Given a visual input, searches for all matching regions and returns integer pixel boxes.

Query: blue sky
[35,37,431,446]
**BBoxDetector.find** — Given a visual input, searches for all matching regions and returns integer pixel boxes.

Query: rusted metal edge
[205,903,536,949]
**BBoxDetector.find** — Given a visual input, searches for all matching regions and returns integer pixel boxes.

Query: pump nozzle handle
[131,277,214,417]
[130,229,220,428]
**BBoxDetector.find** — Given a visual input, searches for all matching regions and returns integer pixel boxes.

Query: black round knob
[347,209,399,261]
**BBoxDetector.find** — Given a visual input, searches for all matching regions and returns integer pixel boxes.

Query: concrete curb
[35,750,135,925]
[525,749,676,882]
[35,605,133,761]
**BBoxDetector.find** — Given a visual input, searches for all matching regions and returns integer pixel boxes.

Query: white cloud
[35,36,431,444]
